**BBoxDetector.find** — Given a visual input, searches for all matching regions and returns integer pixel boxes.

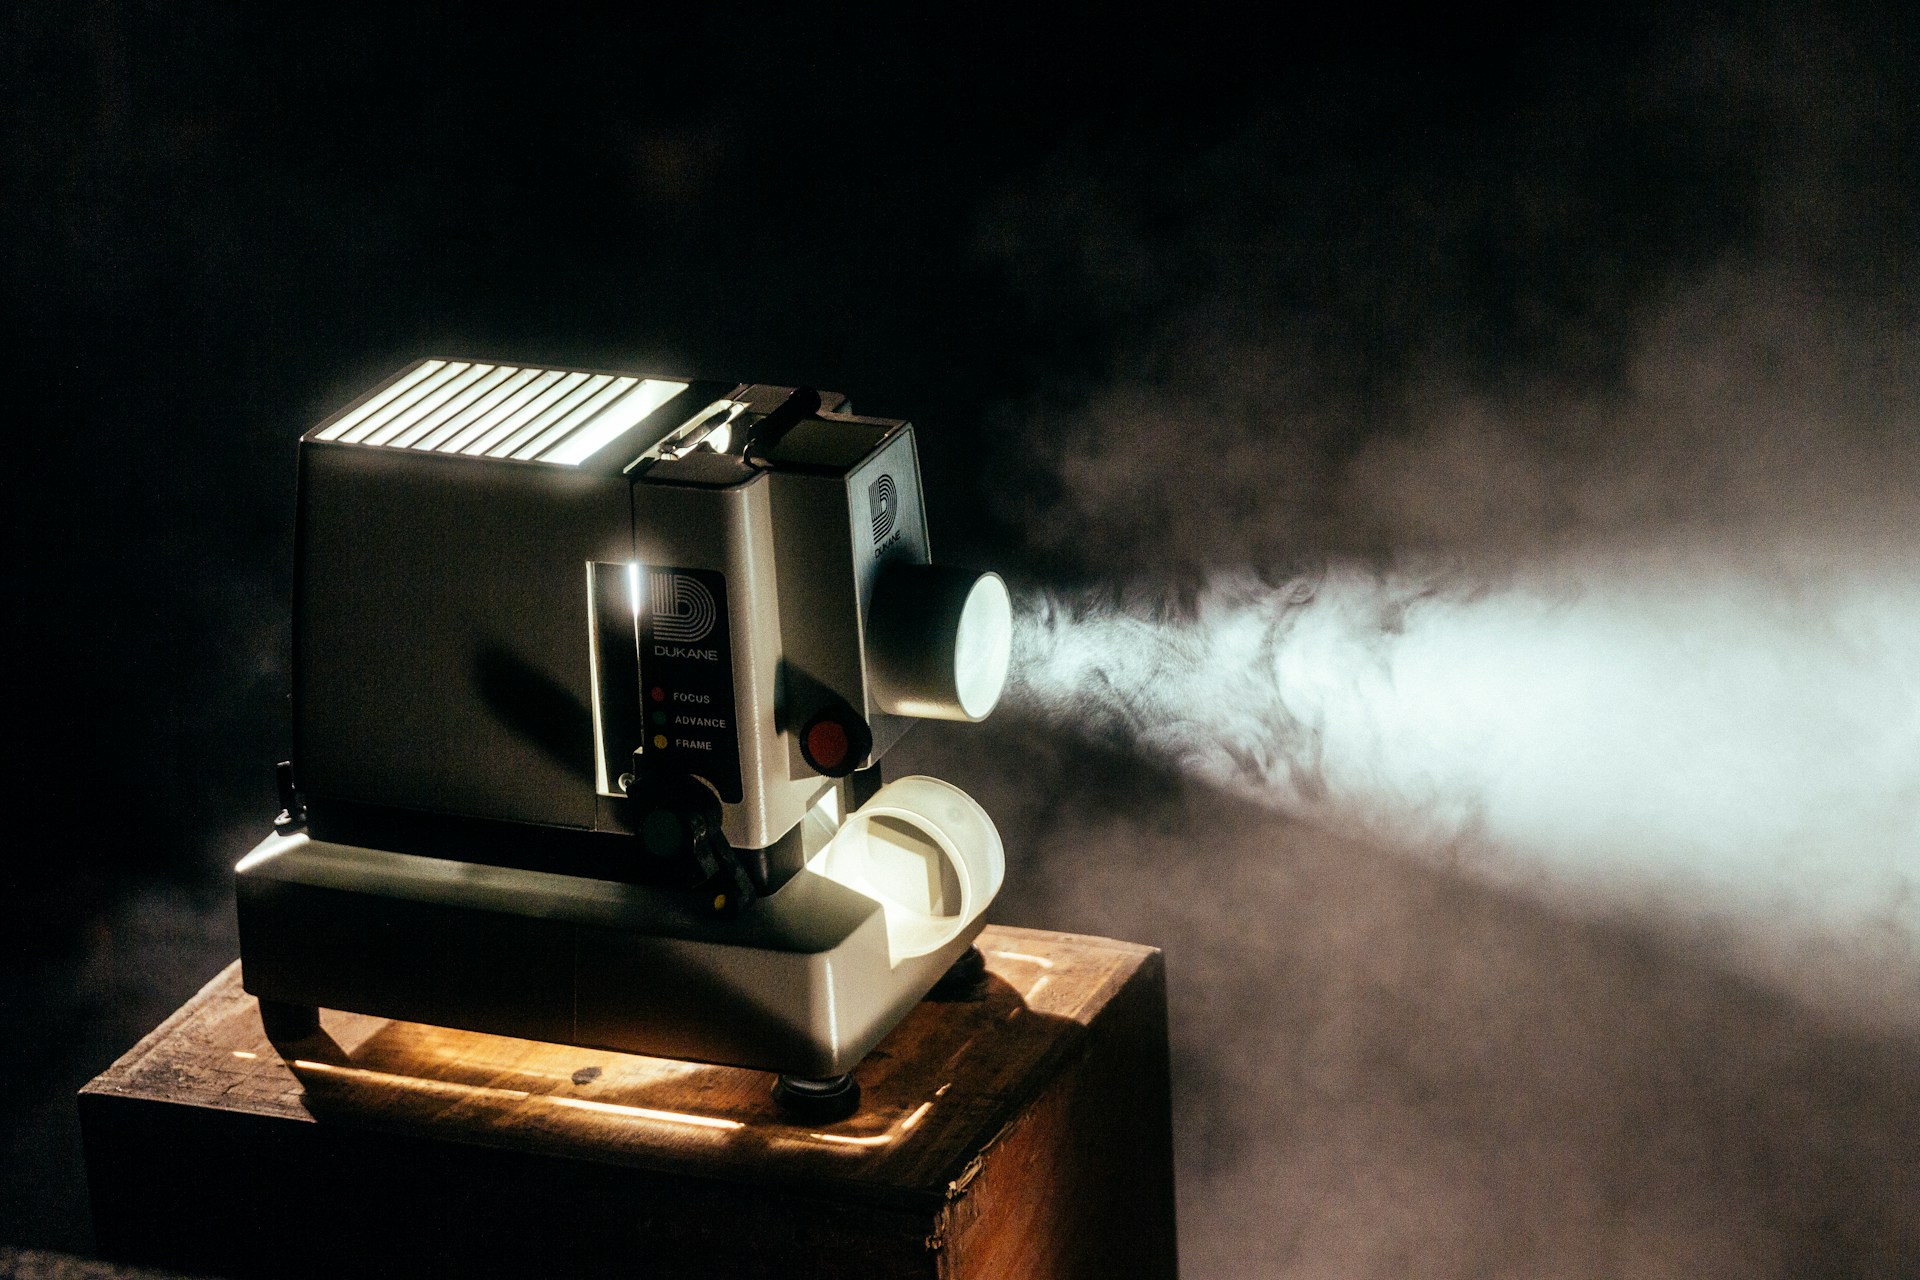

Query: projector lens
[865,566,1013,723]
[954,574,1012,719]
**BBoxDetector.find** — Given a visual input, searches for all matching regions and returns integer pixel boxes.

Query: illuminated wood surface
[80,924,1175,1279]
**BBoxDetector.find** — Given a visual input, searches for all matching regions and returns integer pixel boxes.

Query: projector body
[236,359,1009,1080]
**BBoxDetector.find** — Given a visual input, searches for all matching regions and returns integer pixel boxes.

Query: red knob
[805,720,850,772]
[800,707,871,777]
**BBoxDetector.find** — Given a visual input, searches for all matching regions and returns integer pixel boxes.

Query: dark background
[5,2,1917,1274]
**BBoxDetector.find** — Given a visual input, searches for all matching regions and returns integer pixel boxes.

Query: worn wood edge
[955,921,1164,1193]
[81,1094,939,1279]
[0,1245,192,1279]
[947,946,1166,1203]
[83,1083,961,1226]
[981,923,1160,963]
[931,944,1166,1201]
[77,961,248,1100]
[930,948,1176,1278]
[83,1088,943,1220]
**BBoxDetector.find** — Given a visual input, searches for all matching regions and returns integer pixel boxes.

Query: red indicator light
[650,687,665,702]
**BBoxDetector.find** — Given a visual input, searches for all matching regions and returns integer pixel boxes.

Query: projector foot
[928,944,988,1002]
[258,998,320,1043]
[771,1072,861,1122]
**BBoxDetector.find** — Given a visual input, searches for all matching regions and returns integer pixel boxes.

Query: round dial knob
[800,702,874,777]
[625,773,725,883]
[622,770,757,918]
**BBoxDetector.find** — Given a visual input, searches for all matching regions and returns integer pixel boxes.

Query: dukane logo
[649,570,717,644]
[869,473,897,545]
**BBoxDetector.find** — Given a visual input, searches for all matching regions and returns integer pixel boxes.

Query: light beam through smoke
[1012,540,1920,1007]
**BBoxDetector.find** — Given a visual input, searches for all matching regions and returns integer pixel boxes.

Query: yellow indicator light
[653,734,668,749]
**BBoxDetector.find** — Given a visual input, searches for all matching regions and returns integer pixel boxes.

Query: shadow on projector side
[471,642,596,776]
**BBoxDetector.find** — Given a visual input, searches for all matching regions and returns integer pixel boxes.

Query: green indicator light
[652,710,667,726]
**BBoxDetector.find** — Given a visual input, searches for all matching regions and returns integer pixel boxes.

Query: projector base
[236,830,985,1078]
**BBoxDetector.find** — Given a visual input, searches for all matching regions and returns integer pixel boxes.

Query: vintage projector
[235,358,1011,1116]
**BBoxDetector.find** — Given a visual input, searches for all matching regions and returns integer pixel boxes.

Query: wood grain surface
[81,924,1177,1279]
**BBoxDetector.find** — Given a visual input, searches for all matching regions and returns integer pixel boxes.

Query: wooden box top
[81,925,1160,1211]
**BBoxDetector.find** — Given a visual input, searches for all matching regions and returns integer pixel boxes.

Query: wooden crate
[80,926,1176,1279]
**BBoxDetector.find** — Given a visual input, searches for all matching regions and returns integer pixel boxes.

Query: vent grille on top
[312,360,687,466]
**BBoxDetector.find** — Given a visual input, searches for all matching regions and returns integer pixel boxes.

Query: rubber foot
[771,1072,861,1122]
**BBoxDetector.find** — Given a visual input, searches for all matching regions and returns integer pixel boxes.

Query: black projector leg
[771,1072,861,1122]
[259,998,321,1043]
[928,944,988,1001]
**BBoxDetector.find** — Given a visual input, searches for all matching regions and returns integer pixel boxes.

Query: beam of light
[291,1059,533,1101]
[545,1096,744,1130]
[288,1058,745,1131]
[1010,544,1920,946]
[809,1130,894,1146]
[793,1093,950,1150]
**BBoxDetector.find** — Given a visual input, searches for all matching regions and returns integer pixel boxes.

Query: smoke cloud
[893,11,1920,1276]
[998,261,1920,992]
[1014,538,1920,980]
[944,274,1920,1278]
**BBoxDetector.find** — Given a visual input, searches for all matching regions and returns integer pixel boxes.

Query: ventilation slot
[313,361,686,466]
